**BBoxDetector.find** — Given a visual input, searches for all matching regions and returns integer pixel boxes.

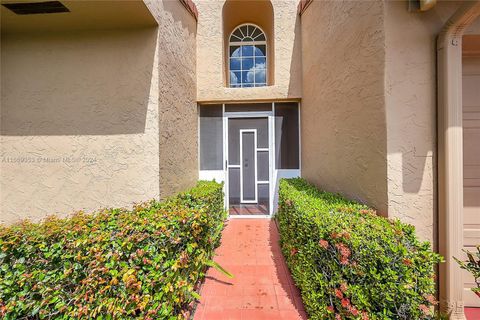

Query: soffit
[1,0,157,34]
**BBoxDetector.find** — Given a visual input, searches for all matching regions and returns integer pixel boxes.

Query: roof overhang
[1,0,158,34]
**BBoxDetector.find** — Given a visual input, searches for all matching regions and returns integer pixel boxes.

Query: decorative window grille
[229,24,267,88]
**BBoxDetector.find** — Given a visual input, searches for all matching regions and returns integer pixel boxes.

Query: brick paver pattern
[193,219,307,320]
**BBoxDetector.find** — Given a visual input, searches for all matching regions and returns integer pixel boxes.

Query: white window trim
[228,23,268,88]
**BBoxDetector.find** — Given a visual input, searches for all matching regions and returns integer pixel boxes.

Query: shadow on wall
[299,0,389,215]
[390,3,447,195]
[288,12,302,97]
[0,27,157,136]
[399,150,433,194]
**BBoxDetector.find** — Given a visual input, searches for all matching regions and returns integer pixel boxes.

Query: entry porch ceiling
[1,0,158,34]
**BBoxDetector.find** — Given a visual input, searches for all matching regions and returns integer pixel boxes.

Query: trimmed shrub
[276,178,442,320]
[0,181,226,319]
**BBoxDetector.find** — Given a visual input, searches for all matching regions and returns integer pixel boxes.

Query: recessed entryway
[198,102,301,217]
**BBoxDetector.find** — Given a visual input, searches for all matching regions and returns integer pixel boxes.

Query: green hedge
[0,181,226,319]
[276,178,442,320]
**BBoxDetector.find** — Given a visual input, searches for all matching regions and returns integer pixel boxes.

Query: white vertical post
[270,102,275,216]
[223,104,228,211]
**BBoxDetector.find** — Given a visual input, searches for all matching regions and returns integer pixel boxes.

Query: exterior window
[229,24,267,88]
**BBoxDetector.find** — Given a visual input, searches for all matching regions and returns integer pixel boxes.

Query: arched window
[229,24,267,88]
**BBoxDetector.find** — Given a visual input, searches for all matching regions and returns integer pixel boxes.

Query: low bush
[0,181,226,319]
[276,178,442,320]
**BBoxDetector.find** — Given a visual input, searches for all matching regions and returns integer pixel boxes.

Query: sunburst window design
[229,24,267,88]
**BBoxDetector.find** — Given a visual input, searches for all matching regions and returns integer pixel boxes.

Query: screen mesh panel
[228,118,268,165]
[241,132,256,201]
[225,103,272,113]
[258,184,269,210]
[275,102,299,169]
[257,151,269,181]
[200,105,223,170]
[229,168,240,205]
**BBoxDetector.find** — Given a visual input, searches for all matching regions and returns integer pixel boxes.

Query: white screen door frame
[239,129,258,203]
[224,111,274,217]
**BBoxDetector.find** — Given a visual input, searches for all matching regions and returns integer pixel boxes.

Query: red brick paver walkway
[193,219,307,320]
[466,307,480,320]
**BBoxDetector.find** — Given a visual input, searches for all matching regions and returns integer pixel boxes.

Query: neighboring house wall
[196,0,301,102]
[300,0,389,214]
[0,0,197,224]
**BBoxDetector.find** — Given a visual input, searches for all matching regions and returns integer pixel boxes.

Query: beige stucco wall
[300,0,470,243]
[144,0,198,198]
[384,1,469,243]
[196,0,301,102]
[0,0,197,224]
[300,0,389,214]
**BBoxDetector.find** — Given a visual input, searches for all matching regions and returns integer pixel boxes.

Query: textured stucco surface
[300,0,388,214]
[195,0,302,102]
[300,0,469,243]
[384,1,464,243]
[145,0,198,198]
[0,0,197,224]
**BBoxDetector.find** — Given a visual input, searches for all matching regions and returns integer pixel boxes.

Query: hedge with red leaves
[276,178,442,320]
[0,181,226,319]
